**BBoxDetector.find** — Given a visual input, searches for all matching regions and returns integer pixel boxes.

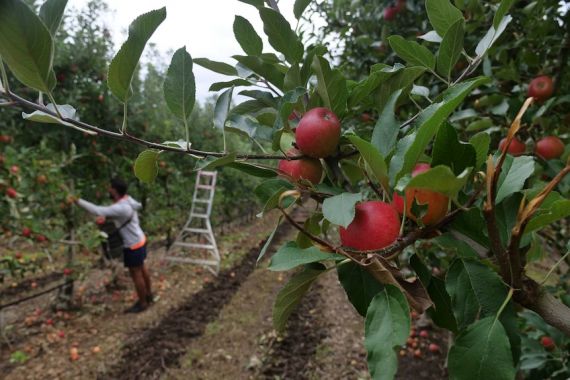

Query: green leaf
[284,64,301,92]
[254,179,295,214]
[372,89,402,157]
[338,261,384,317]
[226,162,277,178]
[469,132,491,169]
[425,0,463,37]
[311,55,348,116]
[436,19,464,80]
[209,79,251,92]
[495,155,535,204]
[409,255,457,332]
[294,0,312,19]
[108,7,166,101]
[39,0,68,36]
[449,209,490,248]
[348,63,404,108]
[233,16,263,56]
[448,317,515,380]
[257,216,282,262]
[196,153,237,171]
[163,47,195,120]
[446,259,511,330]
[388,36,436,70]
[233,55,285,88]
[431,123,476,175]
[493,0,515,29]
[475,15,512,58]
[322,192,363,228]
[373,66,426,112]
[391,76,489,183]
[259,8,303,64]
[347,135,389,189]
[525,193,570,234]
[0,0,54,92]
[400,165,470,200]
[22,103,78,127]
[213,87,233,129]
[273,264,325,332]
[238,0,264,8]
[365,286,410,380]
[272,87,307,149]
[193,58,238,76]
[269,242,343,271]
[134,150,160,183]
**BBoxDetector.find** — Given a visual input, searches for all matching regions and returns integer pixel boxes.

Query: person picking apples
[72,177,153,313]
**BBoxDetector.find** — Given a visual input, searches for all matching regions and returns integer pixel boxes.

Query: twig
[0,280,72,310]
[540,250,570,286]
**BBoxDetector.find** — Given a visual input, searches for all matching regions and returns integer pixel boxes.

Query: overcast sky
[69,0,319,103]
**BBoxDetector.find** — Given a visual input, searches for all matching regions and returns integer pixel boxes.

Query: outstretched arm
[76,199,127,218]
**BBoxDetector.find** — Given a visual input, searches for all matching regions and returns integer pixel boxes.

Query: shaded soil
[257,283,327,380]
[0,271,64,300]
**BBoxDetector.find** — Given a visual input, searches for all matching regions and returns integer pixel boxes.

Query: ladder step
[173,242,216,250]
[198,171,216,177]
[196,184,215,190]
[190,213,209,219]
[192,199,211,204]
[183,228,210,234]
[164,256,219,266]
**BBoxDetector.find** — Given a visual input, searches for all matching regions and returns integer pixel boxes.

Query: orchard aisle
[2,212,282,380]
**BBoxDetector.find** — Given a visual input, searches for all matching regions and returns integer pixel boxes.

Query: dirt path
[104,220,293,379]
[1,212,282,379]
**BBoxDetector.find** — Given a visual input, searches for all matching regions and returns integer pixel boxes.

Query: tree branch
[516,278,570,337]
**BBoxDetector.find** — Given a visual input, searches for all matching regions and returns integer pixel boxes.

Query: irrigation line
[0,280,72,311]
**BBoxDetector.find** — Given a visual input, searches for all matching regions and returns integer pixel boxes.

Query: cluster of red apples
[277,108,449,253]
[500,76,566,160]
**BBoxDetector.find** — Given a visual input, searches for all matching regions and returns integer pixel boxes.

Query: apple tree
[0,0,569,379]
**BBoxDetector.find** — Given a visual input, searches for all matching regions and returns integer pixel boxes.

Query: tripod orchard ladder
[165,170,220,274]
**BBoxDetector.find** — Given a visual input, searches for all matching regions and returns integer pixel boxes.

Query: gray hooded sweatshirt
[77,195,145,248]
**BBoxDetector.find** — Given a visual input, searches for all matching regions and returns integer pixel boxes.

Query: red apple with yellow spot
[340,201,401,250]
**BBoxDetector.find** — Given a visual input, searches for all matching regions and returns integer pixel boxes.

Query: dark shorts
[123,244,147,268]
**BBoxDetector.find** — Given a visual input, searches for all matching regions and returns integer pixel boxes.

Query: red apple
[528,76,554,102]
[540,336,555,351]
[15,252,23,259]
[295,107,341,158]
[57,330,65,338]
[392,164,449,225]
[384,6,399,20]
[6,187,17,198]
[360,113,373,123]
[63,268,73,276]
[10,165,19,174]
[36,175,48,185]
[535,136,565,160]
[0,135,12,143]
[98,94,104,103]
[428,343,440,353]
[22,227,31,237]
[499,137,526,156]
[340,201,401,250]
[419,330,429,338]
[36,234,47,243]
[278,148,323,184]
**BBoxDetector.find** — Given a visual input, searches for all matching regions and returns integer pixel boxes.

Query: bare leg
[128,267,148,307]
[142,264,152,296]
